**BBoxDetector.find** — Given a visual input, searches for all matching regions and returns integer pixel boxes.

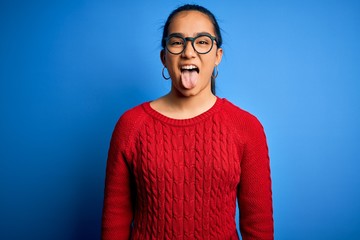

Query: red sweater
[102,98,273,240]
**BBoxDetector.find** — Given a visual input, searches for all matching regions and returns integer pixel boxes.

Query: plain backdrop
[1,0,359,239]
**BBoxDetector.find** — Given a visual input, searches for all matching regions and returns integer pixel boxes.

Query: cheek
[165,55,178,69]
[201,56,217,73]
[165,51,177,61]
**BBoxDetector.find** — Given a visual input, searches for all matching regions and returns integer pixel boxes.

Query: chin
[172,79,211,97]
[181,87,211,98]
[175,89,196,98]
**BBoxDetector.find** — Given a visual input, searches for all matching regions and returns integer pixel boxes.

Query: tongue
[181,70,198,89]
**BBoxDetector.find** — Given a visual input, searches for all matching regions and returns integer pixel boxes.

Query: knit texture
[102,98,273,240]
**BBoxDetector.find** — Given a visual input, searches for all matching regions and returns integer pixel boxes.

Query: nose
[182,40,196,58]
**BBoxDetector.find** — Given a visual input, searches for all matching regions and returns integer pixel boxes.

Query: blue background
[1,0,359,239]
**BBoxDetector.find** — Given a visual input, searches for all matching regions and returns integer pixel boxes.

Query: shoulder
[219,98,266,138]
[221,98,262,126]
[111,102,150,147]
[117,103,148,128]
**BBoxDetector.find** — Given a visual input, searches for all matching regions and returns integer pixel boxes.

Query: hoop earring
[162,66,171,80]
[211,65,218,80]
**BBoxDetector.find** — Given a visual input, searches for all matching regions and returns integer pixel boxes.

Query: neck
[163,88,217,119]
[151,86,217,119]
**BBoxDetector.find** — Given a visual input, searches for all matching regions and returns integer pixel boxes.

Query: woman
[102,4,273,240]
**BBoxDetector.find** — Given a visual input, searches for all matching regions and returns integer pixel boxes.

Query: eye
[172,41,183,46]
[199,40,209,45]
[168,37,184,46]
[195,36,211,45]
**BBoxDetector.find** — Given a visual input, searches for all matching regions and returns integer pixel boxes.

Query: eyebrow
[168,32,213,37]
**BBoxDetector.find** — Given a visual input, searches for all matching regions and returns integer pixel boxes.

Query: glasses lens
[165,35,215,54]
[166,36,185,54]
[194,35,213,54]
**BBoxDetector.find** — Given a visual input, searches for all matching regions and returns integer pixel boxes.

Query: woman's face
[161,11,223,97]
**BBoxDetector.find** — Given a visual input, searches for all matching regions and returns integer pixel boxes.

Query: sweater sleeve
[237,115,274,240]
[102,116,135,240]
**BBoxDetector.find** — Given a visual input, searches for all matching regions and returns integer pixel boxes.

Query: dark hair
[161,4,222,95]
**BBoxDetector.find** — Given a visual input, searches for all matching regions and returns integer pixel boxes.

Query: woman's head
[161,4,222,49]
[161,4,223,96]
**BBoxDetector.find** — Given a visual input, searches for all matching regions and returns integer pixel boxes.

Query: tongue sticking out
[181,70,198,89]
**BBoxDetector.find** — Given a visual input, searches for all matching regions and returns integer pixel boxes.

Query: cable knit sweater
[102,97,273,240]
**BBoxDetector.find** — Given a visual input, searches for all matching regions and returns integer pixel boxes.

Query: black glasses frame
[164,33,217,55]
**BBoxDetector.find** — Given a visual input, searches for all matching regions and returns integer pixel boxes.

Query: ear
[215,47,223,66]
[160,50,166,66]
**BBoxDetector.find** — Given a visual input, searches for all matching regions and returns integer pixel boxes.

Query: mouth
[180,65,199,74]
[180,64,199,89]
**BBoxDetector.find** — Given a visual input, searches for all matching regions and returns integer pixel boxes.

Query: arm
[102,122,134,240]
[237,117,274,240]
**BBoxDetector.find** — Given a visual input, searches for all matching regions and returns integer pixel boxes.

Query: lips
[181,64,199,73]
[180,64,199,89]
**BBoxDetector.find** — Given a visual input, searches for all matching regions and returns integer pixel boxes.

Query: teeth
[181,65,197,70]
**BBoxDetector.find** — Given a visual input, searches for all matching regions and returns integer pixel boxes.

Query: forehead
[168,11,215,36]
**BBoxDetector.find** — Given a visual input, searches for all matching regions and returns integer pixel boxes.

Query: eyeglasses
[164,33,217,55]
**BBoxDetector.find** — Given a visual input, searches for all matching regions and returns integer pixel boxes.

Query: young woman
[102,4,274,240]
